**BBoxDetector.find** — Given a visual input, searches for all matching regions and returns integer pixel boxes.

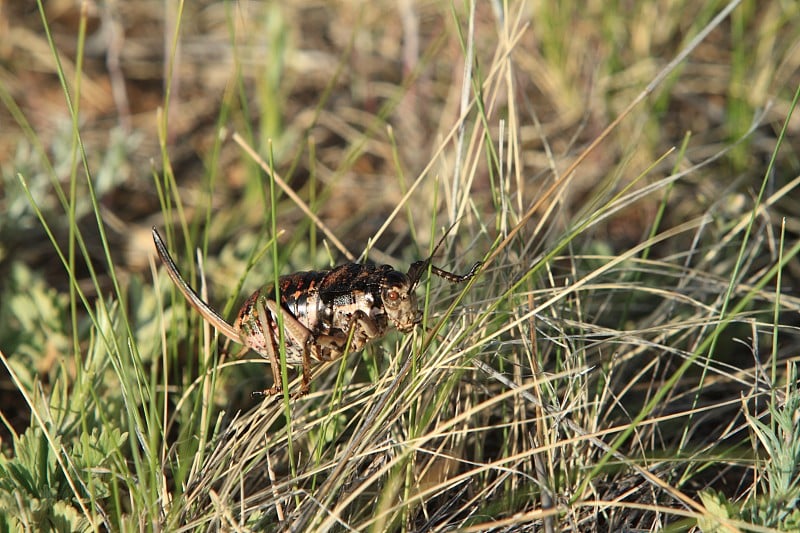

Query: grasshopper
[152,227,480,396]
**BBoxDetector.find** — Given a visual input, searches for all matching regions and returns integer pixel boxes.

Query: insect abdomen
[276,270,329,333]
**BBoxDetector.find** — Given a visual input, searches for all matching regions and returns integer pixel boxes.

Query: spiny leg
[249,299,315,398]
[298,336,312,397]
[254,298,283,397]
[265,300,313,397]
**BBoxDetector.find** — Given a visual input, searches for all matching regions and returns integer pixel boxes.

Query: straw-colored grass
[1,0,799,531]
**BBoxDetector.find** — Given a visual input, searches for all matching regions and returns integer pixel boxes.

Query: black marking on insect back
[276,270,328,301]
[317,263,394,303]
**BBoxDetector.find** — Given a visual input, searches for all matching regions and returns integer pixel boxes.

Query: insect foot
[152,227,480,398]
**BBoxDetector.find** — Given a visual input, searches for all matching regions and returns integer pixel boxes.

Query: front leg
[349,309,384,340]
[310,310,385,361]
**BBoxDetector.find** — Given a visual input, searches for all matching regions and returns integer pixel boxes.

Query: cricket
[152,227,481,397]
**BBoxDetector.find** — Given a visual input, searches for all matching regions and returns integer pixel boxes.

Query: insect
[152,227,480,397]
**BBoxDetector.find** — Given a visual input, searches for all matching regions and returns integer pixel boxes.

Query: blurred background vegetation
[1,0,799,530]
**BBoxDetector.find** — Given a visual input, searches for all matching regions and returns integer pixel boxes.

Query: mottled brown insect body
[152,228,480,397]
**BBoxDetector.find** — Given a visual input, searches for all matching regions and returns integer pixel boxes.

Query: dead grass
[1,0,800,531]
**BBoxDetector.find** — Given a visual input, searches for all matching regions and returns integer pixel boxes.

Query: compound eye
[387,289,400,301]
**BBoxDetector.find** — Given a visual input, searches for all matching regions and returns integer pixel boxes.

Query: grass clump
[1,0,799,531]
